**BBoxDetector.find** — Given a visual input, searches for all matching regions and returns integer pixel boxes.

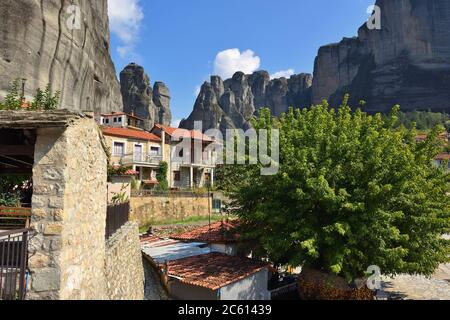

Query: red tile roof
[166,252,272,290]
[170,220,240,244]
[154,124,213,142]
[102,127,161,142]
[436,153,450,161]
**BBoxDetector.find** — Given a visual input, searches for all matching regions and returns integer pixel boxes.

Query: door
[134,144,143,162]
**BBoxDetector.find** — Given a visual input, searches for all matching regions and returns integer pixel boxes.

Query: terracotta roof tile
[102,127,161,142]
[436,153,450,161]
[170,221,240,243]
[166,252,271,290]
[154,124,213,142]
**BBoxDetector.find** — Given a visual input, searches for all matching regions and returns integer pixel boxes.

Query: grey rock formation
[120,63,172,129]
[0,0,122,113]
[180,71,312,132]
[312,0,450,113]
[153,82,172,126]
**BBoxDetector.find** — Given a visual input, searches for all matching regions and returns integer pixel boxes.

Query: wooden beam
[0,145,34,156]
[0,168,32,174]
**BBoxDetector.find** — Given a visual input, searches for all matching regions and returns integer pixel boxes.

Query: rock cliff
[312,0,450,113]
[183,0,450,132]
[180,71,312,132]
[120,63,172,129]
[0,0,122,113]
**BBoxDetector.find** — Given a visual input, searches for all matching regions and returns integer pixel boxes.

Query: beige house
[150,124,218,189]
[102,126,164,186]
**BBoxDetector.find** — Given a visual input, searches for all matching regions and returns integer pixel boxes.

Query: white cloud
[108,0,144,59]
[213,49,261,79]
[270,69,295,80]
[194,85,201,97]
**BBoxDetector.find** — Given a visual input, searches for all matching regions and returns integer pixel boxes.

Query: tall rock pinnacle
[120,63,172,129]
[180,71,312,132]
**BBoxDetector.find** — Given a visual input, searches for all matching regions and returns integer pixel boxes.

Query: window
[118,117,122,123]
[174,171,181,181]
[113,117,118,123]
[105,118,110,124]
[150,146,160,155]
[113,142,125,157]
[212,199,222,213]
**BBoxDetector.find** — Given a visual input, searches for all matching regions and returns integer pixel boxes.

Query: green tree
[224,98,450,282]
[156,161,169,191]
[0,79,22,110]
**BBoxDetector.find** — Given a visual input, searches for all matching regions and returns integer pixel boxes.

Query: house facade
[151,124,218,189]
[102,126,164,186]
[97,112,145,129]
[98,113,219,189]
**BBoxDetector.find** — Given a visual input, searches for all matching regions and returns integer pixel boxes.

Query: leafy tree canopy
[222,96,450,282]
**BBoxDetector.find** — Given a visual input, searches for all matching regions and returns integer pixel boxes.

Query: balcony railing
[118,153,163,166]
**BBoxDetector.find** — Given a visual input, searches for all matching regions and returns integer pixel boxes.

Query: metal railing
[131,189,210,198]
[105,202,130,240]
[0,229,29,300]
[119,153,163,166]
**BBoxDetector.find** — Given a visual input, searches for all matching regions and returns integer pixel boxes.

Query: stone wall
[105,222,144,300]
[27,115,144,300]
[28,117,109,300]
[130,195,211,227]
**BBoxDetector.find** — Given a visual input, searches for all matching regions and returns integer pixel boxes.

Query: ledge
[0,110,94,129]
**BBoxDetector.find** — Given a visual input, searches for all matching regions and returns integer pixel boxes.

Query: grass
[139,213,226,233]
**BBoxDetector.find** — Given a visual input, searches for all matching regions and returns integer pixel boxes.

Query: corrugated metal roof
[142,239,219,264]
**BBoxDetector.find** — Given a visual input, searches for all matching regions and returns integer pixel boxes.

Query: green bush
[0,80,60,110]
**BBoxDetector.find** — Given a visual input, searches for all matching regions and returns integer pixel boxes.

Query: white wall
[219,269,270,300]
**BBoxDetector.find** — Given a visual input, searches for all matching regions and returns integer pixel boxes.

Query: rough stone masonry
[0,111,144,300]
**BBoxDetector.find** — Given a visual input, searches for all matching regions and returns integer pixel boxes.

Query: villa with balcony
[150,124,219,189]
[102,126,164,187]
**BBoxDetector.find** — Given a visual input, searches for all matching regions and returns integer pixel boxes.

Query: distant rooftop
[170,220,240,244]
[141,239,219,264]
[154,124,213,142]
[102,126,161,142]
[166,252,272,290]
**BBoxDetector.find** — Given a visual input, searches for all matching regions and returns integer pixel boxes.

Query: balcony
[119,153,163,167]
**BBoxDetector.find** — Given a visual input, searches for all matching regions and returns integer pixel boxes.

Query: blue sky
[108,0,374,126]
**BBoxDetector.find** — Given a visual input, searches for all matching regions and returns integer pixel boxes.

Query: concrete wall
[169,279,218,300]
[219,269,270,300]
[105,222,144,300]
[130,194,211,227]
[108,177,132,204]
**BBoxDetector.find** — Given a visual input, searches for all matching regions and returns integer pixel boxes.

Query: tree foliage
[156,161,169,191]
[394,111,449,131]
[223,97,450,282]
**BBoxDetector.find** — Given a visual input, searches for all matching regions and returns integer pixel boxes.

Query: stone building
[0,110,144,300]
